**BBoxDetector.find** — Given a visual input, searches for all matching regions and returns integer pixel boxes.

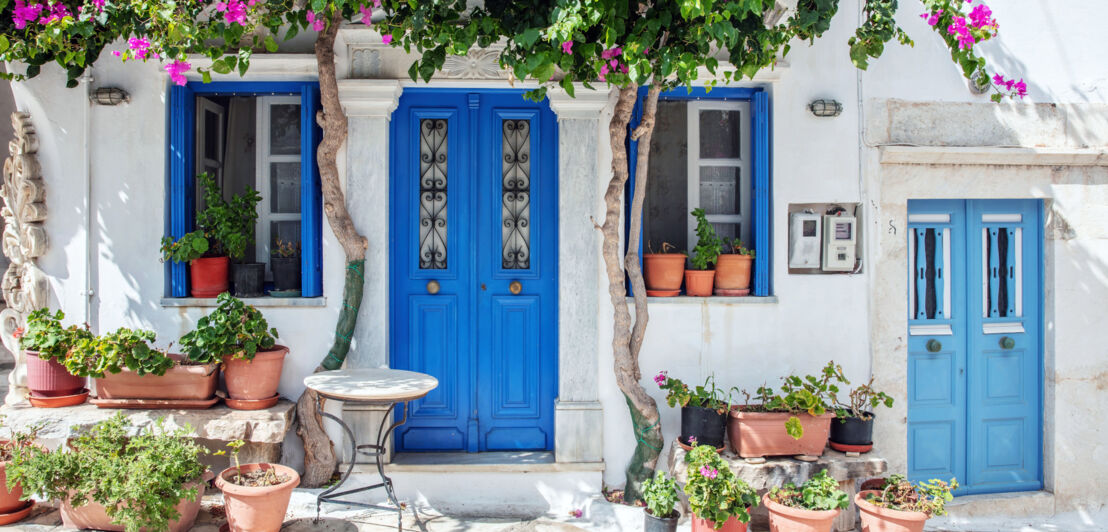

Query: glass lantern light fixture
[808,98,843,118]
[90,87,129,106]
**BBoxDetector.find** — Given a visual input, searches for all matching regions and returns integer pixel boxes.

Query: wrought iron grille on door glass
[501,119,531,269]
[419,119,448,269]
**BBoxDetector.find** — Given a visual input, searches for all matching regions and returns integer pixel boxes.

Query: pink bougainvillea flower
[947,15,975,49]
[920,8,942,26]
[654,371,667,386]
[1014,79,1028,98]
[37,2,71,24]
[382,34,393,45]
[12,0,44,29]
[127,37,154,60]
[306,9,325,31]
[992,73,1005,86]
[165,60,191,86]
[600,46,623,60]
[569,509,583,519]
[968,3,995,30]
[599,62,610,81]
[112,50,122,57]
[698,465,718,480]
[360,5,373,25]
[561,41,573,54]
[215,0,249,26]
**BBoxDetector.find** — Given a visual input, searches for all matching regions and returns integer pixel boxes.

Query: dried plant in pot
[641,471,680,532]
[684,444,758,532]
[729,361,845,458]
[656,371,729,450]
[269,238,302,293]
[714,238,754,296]
[18,309,91,399]
[215,440,300,532]
[685,208,721,297]
[830,376,894,453]
[763,470,848,532]
[643,241,686,297]
[856,475,958,532]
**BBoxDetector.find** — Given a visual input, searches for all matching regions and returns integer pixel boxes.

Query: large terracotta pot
[763,493,840,532]
[0,447,25,515]
[95,357,219,401]
[644,254,687,296]
[223,346,288,401]
[25,350,85,397]
[855,490,929,532]
[190,256,230,298]
[691,513,748,532]
[216,463,300,532]
[684,269,716,297]
[714,254,753,296]
[728,407,833,458]
[60,474,211,532]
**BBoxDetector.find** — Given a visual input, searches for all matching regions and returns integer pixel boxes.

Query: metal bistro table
[304,368,438,530]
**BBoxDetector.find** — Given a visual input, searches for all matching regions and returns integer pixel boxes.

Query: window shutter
[166,83,195,298]
[300,85,324,297]
[752,91,771,296]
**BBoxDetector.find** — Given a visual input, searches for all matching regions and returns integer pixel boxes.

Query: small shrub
[66,327,175,378]
[684,444,758,527]
[641,471,679,519]
[178,293,278,364]
[689,208,721,270]
[834,376,894,421]
[768,469,849,512]
[865,474,958,517]
[19,309,94,363]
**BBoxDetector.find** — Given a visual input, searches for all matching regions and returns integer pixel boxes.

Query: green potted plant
[657,371,729,450]
[5,414,212,532]
[160,173,263,298]
[18,308,92,403]
[215,439,300,532]
[686,208,721,296]
[684,444,758,532]
[65,328,220,408]
[856,475,958,532]
[641,471,680,532]
[643,241,686,297]
[763,469,848,532]
[728,361,843,459]
[269,238,301,295]
[714,238,754,296]
[830,376,894,453]
[179,293,285,410]
[0,416,37,525]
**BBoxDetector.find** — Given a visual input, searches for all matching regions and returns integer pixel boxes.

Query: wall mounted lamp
[808,99,843,118]
[90,87,129,106]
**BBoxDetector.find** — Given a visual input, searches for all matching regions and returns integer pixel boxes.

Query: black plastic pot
[830,412,875,445]
[681,405,727,448]
[270,256,301,291]
[231,262,265,298]
[644,509,679,532]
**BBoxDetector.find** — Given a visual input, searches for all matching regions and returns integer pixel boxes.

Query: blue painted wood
[390,89,558,452]
[300,85,323,297]
[166,84,196,297]
[752,91,771,296]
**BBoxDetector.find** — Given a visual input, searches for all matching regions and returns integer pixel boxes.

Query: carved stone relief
[441,48,508,79]
[1,112,49,405]
[347,45,509,80]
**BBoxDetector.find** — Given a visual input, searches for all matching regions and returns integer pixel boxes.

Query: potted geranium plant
[729,361,844,459]
[161,173,263,298]
[685,208,721,297]
[641,471,680,532]
[714,238,754,296]
[643,241,686,297]
[764,469,848,532]
[269,238,301,295]
[5,414,212,532]
[657,371,729,450]
[830,376,893,453]
[18,308,92,403]
[179,293,285,410]
[215,439,300,532]
[0,417,36,525]
[684,444,758,531]
[856,475,958,532]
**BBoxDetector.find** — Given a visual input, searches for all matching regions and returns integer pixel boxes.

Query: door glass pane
[203,109,220,159]
[271,220,301,249]
[419,119,448,270]
[699,166,739,215]
[502,119,531,269]
[699,110,741,159]
[270,162,301,214]
[270,104,301,155]
[645,102,688,252]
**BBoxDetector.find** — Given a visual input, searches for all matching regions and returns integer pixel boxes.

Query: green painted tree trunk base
[623,393,665,503]
[322,259,365,370]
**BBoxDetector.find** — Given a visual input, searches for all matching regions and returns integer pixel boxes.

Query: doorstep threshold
[383,451,604,473]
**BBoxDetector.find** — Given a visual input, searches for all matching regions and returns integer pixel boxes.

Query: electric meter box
[822,215,857,272]
[788,212,822,269]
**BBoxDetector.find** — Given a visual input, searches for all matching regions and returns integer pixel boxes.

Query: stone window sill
[627,296,778,305]
[160,297,327,308]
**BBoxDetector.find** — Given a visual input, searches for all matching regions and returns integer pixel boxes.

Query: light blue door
[908,199,1042,495]
[389,89,558,452]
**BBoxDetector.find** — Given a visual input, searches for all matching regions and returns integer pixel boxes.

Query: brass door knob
[426,280,440,294]
[926,339,942,353]
[999,336,1015,350]
[509,281,522,295]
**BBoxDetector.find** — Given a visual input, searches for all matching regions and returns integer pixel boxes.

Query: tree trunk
[295,11,370,488]
[601,84,665,503]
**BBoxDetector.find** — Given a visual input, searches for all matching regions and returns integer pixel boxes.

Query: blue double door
[389,89,558,452]
[907,199,1043,495]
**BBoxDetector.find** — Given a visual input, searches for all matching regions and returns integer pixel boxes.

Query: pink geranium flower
[698,465,718,480]
[654,371,667,386]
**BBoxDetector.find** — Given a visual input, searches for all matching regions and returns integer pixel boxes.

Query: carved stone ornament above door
[348,45,509,80]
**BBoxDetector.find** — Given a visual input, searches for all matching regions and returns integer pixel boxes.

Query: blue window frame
[628,86,772,296]
[165,81,323,298]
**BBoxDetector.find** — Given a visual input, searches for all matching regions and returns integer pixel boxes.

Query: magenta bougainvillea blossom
[306,10,325,31]
[165,60,191,86]
[992,73,1028,99]
[920,9,943,26]
[561,41,573,54]
[381,33,392,44]
[128,37,155,60]
[921,0,1027,101]
[11,0,43,29]
[215,0,254,27]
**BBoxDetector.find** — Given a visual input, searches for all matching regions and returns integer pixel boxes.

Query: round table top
[303,368,438,402]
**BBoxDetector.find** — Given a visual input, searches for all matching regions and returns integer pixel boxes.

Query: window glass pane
[644,102,689,252]
[270,104,301,155]
[699,166,739,215]
[271,220,301,249]
[699,110,741,159]
[270,162,301,213]
[204,109,220,159]
[419,118,448,269]
[712,222,738,242]
[502,119,531,269]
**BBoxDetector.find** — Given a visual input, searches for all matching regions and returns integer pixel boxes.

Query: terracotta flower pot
[25,350,85,397]
[644,254,687,296]
[763,493,840,532]
[714,254,753,296]
[855,490,929,532]
[223,346,288,402]
[190,256,230,298]
[684,269,716,297]
[728,407,833,458]
[60,474,211,532]
[692,513,748,532]
[216,463,300,532]
[94,358,219,401]
[0,451,25,515]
